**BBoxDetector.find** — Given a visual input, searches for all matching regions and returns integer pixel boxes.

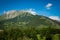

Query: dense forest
[0,27,60,40]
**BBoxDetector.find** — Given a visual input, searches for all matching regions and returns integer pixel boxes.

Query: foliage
[0,27,60,40]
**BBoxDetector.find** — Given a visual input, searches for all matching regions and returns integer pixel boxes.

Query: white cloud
[46,3,52,9]
[49,16,60,21]
[26,8,36,15]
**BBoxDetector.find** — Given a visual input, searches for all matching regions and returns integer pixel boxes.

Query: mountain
[0,10,60,30]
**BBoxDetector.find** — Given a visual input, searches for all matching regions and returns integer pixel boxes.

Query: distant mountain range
[0,10,60,30]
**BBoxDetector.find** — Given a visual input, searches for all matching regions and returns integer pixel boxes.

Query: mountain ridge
[0,10,60,30]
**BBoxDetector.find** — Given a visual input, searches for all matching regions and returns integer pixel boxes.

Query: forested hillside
[0,11,60,40]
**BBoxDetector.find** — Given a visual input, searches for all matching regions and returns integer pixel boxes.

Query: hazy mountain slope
[0,10,60,30]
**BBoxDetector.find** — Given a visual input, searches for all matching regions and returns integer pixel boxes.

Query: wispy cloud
[49,16,60,21]
[46,3,52,9]
[26,8,36,15]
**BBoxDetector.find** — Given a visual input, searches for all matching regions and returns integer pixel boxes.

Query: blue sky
[0,0,60,21]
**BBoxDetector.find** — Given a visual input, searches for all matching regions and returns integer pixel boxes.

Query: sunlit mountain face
[0,10,36,20]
